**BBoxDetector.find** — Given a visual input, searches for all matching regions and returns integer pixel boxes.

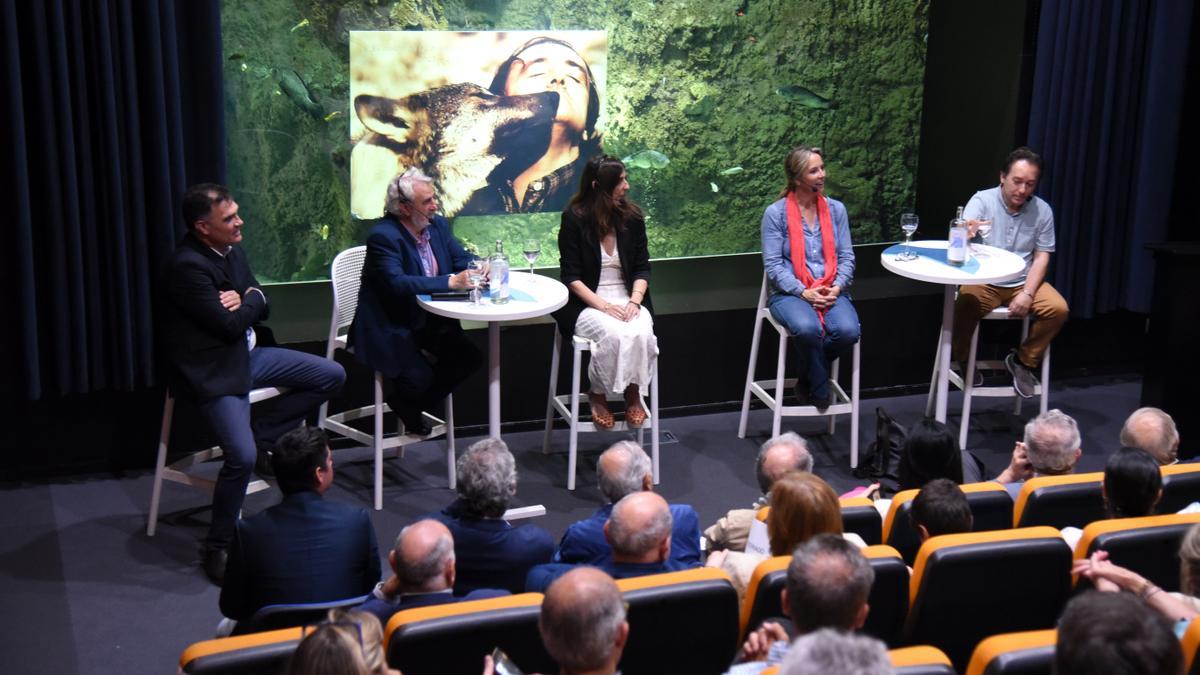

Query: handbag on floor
[853,407,907,496]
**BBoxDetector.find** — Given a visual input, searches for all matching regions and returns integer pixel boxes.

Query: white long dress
[574,244,659,395]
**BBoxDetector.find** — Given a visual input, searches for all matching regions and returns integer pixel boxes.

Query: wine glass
[467,259,485,305]
[973,218,993,257]
[897,213,919,260]
[522,238,540,274]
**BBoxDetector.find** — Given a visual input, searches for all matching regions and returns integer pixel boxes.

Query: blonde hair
[1180,524,1200,597]
[767,471,843,556]
[777,145,823,198]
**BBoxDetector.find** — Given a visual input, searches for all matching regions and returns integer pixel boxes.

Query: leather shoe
[398,407,432,436]
[203,548,228,586]
[254,449,275,479]
[811,393,832,412]
[792,381,810,406]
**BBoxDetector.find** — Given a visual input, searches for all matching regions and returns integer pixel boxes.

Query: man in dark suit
[348,168,481,434]
[159,184,345,584]
[219,427,381,624]
[430,438,554,594]
[356,519,508,627]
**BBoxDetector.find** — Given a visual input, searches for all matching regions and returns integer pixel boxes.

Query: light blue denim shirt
[962,186,1055,288]
[761,196,856,297]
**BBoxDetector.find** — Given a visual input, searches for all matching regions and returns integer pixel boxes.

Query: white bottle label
[947,227,967,265]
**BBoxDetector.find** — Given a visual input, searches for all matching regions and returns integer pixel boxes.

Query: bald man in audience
[705,432,813,551]
[994,408,1083,498]
[526,492,695,591]
[555,440,701,566]
[539,568,629,675]
[356,519,508,627]
[1121,407,1182,466]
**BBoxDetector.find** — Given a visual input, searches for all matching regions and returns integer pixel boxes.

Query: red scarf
[786,190,838,325]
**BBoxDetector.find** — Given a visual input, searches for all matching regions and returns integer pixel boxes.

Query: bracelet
[630,300,641,307]
[1139,583,1161,601]
[1021,289,1035,300]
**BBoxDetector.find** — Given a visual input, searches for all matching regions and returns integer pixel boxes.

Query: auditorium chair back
[616,568,740,675]
[965,629,1056,675]
[1012,473,1105,529]
[841,496,883,545]
[890,645,955,674]
[384,593,554,675]
[232,594,370,635]
[1183,617,1200,675]
[904,527,1072,671]
[179,627,303,675]
[884,483,1014,564]
[1074,513,1200,593]
[1161,463,1200,514]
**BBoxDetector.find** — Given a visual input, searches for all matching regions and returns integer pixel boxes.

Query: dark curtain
[3,0,225,401]
[1026,0,1193,317]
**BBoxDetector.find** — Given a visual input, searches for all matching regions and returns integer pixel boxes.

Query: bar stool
[926,305,1050,449]
[737,274,860,467]
[542,324,660,490]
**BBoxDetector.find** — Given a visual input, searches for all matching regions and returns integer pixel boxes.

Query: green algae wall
[222,0,927,281]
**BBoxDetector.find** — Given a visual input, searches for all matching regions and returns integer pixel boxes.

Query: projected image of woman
[554,155,656,429]
[761,146,859,410]
[459,36,603,215]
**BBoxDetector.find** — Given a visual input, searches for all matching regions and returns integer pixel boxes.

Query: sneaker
[954,368,986,388]
[1005,351,1038,399]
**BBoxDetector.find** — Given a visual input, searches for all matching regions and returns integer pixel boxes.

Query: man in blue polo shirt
[954,147,1069,398]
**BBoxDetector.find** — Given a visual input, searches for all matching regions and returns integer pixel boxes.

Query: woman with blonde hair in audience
[1074,521,1200,637]
[706,471,864,599]
[286,610,400,675]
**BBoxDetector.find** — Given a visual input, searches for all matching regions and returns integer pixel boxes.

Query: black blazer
[554,208,653,340]
[158,232,271,402]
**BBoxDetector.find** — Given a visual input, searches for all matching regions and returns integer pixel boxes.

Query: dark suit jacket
[220,491,382,622]
[554,208,653,341]
[355,587,509,628]
[430,499,555,595]
[525,558,695,593]
[159,232,270,401]
[553,502,703,567]
[348,214,474,378]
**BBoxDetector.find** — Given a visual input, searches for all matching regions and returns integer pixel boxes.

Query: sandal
[624,386,647,428]
[589,393,615,430]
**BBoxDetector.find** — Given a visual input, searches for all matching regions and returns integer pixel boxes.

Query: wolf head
[351,83,559,218]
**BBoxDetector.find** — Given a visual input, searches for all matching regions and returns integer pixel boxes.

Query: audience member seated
[910,478,974,543]
[532,567,629,675]
[707,471,866,600]
[731,534,875,674]
[994,409,1083,497]
[1054,591,1183,675]
[1061,447,1163,549]
[894,419,985,495]
[220,428,381,624]
[1121,407,1182,466]
[356,519,509,627]
[285,609,398,675]
[705,432,813,552]
[555,440,701,566]
[777,628,892,675]
[527,492,694,591]
[1074,522,1200,637]
[430,438,554,594]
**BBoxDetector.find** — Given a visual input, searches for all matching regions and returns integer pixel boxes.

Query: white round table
[881,240,1025,424]
[418,271,569,438]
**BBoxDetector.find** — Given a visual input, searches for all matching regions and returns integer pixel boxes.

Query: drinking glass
[973,218,994,257]
[897,213,919,260]
[467,260,485,305]
[522,239,540,274]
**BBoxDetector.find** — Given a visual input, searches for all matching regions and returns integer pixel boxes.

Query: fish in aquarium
[775,85,837,109]
[719,166,744,175]
[710,182,719,193]
[623,150,670,169]
[276,68,323,119]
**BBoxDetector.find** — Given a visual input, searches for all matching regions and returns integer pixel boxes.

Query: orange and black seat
[965,629,1056,675]
[1012,472,1106,529]
[384,593,553,674]
[884,482,1014,564]
[1161,463,1200,514]
[616,568,740,675]
[903,527,1072,671]
[179,627,303,675]
[740,555,790,640]
[890,645,955,674]
[1183,617,1200,675]
[1073,513,1200,592]
[841,496,883,545]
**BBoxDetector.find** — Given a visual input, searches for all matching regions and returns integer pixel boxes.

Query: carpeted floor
[0,373,1139,674]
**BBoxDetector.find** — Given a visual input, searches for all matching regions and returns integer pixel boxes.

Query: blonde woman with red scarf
[760,146,859,410]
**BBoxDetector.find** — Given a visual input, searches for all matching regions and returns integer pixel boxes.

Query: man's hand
[739,621,789,662]
[995,441,1033,483]
[1008,289,1034,317]
[619,302,642,322]
[379,574,402,600]
[966,218,991,239]
[449,269,472,290]
[219,290,241,312]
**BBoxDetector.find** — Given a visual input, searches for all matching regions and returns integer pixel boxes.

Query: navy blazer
[348,214,475,378]
[159,232,271,401]
[553,502,703,567]
[554,208,653,341]
[219,491,382,622]
[430,499,555,595]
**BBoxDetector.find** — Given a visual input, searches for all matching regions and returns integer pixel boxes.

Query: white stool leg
[650,359,660,485]
[147,394,174,537]
[374,373,385,511]
[960,323,981,449]
[925,331,942,418]
[1039,344,1051,414]
[773,329,787,438]
[543,327,562,454]
[850,340,861,468]
[828,356,840,435]
[738,313,766,439]
[568,340,583,490]
[445,393,456,490]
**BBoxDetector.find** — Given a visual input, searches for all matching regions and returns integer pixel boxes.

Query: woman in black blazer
[554,155,658,429]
